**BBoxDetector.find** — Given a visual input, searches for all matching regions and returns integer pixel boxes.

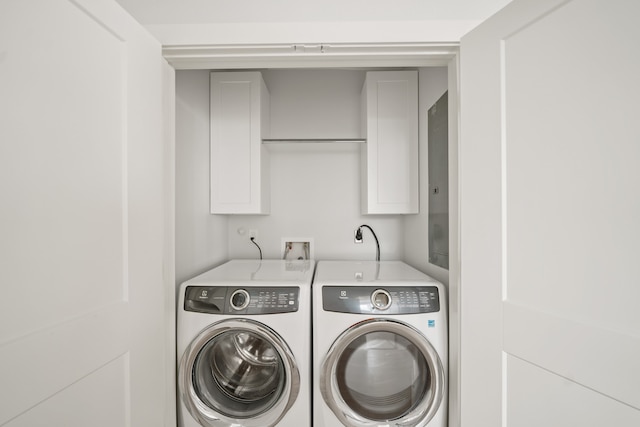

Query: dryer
[313,260,447,427]
[177,259,314,427]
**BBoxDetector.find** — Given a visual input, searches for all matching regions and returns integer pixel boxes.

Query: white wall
[228,143,405,260]
[176,68,451,271]
[403,67,449,284]
[265,70,363,139]
[227,69,405,261]
[175,70,228,284]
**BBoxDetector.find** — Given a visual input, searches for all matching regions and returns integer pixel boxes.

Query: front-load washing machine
[177,259,314,427]
[313,260,447,427]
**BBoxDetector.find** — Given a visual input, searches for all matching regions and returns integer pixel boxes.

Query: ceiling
[114,0,513,25]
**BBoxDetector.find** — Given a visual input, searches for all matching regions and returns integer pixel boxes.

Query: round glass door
[321,319,444,427]
[180,319,300,427]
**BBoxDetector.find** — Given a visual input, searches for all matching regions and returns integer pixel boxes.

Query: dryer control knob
[371,289,392,310]
[230,289,250,310]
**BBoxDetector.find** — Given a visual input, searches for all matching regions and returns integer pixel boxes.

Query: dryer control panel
[184,286,299,314]
[322,286,439,314]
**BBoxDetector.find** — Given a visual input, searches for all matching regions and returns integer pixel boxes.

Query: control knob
[230,289,250,310]
[371,289,392,310]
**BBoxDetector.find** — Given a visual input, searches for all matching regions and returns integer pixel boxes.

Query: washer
[313,260,447,427]
[177,259,314,427]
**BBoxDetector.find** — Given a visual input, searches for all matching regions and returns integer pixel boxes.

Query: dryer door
[320,318,444,427]
[179,318,300,427]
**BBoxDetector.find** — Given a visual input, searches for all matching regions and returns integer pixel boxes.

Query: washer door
[320,319,444,427]
[179,319,300,427]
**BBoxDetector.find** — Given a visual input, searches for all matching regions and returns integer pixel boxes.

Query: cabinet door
[362,71,419,214]
[210,72,270,214]
[460,0,640,426]
[0,1,174,426]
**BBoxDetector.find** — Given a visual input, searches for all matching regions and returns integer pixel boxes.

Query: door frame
[163,42,461,427]
[163,42,458,70]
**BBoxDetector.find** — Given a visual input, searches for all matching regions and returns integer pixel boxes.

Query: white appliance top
[314,260,440,285]
[183,259,315,286]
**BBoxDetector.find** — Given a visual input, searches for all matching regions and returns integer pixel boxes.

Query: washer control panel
[184,286,299,314]
[323,286,440,314]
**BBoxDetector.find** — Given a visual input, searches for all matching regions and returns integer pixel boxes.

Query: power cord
[356,224,380,261]
[250,237,263,260]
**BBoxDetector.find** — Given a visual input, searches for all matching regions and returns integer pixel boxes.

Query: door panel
[0,0,125,346]
[506,355,640,427]
[5,356,128,427]
[1,303,128,425]
[460,0,640,425]
[503,303,640,409]
[504,0,640,339]
[0,0,173,426]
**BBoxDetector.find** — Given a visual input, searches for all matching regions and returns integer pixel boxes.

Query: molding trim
[163,42,459,69]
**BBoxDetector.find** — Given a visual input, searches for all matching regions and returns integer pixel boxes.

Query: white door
[460,0,640,426]
[0,1,175,426]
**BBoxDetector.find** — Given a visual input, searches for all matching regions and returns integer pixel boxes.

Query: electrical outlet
[249,229,258,239]
[354,229,363,244]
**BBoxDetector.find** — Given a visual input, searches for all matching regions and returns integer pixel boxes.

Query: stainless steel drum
[179,319,300,427]
[210,331,280,402]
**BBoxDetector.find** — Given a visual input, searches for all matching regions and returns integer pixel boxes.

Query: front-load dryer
[313,260,447,427]
[177,259,314,427]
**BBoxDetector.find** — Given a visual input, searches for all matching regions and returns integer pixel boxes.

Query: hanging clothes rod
[262,138,366,144]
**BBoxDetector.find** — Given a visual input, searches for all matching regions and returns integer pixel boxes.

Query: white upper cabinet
[361,71,419,214]
[210,71,270,214]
